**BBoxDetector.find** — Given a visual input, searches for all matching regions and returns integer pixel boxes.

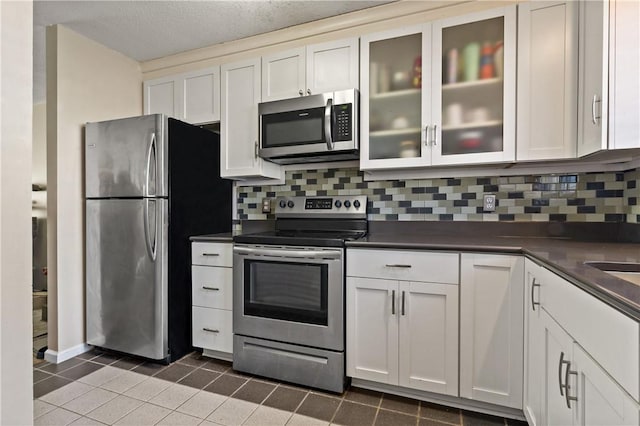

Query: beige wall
[0,0,34,423]
[46,25,142,358]
[33,102,47,218]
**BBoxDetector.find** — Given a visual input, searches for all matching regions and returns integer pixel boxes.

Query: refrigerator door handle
[143,199,157,261]
[145,132,156,197]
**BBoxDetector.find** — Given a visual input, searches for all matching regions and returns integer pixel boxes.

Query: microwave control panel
[333,104,352,141]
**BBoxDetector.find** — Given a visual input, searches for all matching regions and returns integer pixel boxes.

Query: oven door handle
[234,246,341,259]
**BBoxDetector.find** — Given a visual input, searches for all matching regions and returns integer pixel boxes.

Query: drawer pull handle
[203,328,219,333]
[531,279,541,311]
[385,264,412,268]
[202,253,220,257]
[202,286,220,291]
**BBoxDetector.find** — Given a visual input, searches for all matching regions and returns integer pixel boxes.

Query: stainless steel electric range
[232,195,367,393]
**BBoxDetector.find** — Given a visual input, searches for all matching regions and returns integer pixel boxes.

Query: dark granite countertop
[190,232,236,242]
[348,232,640,322]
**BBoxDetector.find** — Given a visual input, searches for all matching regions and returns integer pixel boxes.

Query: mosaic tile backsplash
[237,167,640,223]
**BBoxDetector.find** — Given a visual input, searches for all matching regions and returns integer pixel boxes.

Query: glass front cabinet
[360,6,516,170]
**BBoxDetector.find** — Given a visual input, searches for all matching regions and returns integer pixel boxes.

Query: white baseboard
[44,343,91,364]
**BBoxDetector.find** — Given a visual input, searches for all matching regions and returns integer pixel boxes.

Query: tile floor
[33,350,527,426]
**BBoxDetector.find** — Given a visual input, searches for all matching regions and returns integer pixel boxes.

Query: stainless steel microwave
[258,89,359,164]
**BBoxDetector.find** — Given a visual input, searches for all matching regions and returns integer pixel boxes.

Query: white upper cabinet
[220,58,282,180]
[360,6,516,170]
[143,66,221,124]
[607,0,640,150]
[517,1,579,161]
[261,37,359,102]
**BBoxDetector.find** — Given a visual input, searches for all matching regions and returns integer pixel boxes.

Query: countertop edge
[190,234,234,242]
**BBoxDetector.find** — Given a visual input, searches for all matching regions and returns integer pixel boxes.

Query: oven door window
[244,260,328,326]
[261,107,325,148]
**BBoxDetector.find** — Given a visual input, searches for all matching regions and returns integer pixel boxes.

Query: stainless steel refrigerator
[85,114,232,363]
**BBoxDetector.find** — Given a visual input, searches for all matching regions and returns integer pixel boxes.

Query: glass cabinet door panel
[368,33,424,161]
[440,16,504,156]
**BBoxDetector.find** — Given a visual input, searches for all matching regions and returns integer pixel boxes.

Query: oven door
[233,244,344,351]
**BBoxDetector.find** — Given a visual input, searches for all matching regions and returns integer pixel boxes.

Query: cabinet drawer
[191,266,232,310]
[192,306,233,354]
[539,266,639,401]
[347,248,459,284]
[192,242,232,267]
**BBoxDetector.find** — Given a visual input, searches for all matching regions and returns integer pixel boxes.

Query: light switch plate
[483,194,496,212]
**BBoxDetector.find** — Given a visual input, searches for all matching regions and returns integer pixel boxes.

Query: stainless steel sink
[585,262,640,286]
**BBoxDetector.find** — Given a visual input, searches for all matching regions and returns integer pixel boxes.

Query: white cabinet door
[608,0,640,149]
[346,277,398,385]
[192,306,233,354]
[360,25,432,170]
[144,76,177,117]
[577,0,608,156]
[182,67,221,124]
[306,38,359,95]
[431,5,517,166]
[460,254,524,408]
[398,281,458,396]
[574,344,640,426]
[261,47,306,102]
[517,1,579,161]
[542,309,576,426]
[524,259,545,426]
[221,58,281,180]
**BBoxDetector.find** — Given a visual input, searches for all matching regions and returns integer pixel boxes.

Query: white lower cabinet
[347,249,459,397]
[525,259,640,425]
[460,254,524,409]
[191,241,233,358]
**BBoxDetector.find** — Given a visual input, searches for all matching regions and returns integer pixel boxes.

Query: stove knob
[344,200,351,208]
[334,200,342,208]
[279,200,286,208]
[353,200,361,209]
[287,200,295,208]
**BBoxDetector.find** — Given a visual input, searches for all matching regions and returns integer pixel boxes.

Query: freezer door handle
[145,132,156,197]
[143,199,157,260]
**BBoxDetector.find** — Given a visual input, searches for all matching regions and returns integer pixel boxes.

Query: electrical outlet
[261,198,271,213]
[483,194,496,212]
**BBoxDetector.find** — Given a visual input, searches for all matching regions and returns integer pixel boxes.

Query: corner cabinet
[346,248,459,396]
[524,259,640,426]
[191,242,234,359]
[459,254,524,409]
[143,66,221,124]
[261,37,359,102]
[360,6,516,170]
[220,58,282,180]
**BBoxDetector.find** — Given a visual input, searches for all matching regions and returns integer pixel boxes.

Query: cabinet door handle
[202,253,220,257]
[531,279,541,311]
[401,290,405,316]
[591,94,600,125]
[564,360,578,409]
[391,290,396,315]
[559,351,570,396]
[202,327,219,333]
[254,141,259,159]
[307,89,312,95]
[431,124,438,146]
[385,264,412,268]
[202,286,220,291]
[424,125,430,146]
[298,89,304,96]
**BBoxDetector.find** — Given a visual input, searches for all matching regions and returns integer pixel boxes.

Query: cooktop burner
[234,196,368,247]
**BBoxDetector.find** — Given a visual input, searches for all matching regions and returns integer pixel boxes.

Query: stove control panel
[275,196,367,218]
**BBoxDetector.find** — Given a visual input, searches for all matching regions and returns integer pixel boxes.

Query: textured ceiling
[33,0,393,103]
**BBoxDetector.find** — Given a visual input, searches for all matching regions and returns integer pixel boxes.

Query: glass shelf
[370,127,422,138]
[442,77,503,91]
[442,120,503,131]
[370,88,421,101]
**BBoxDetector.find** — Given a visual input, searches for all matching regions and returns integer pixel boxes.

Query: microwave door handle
[325,97,334,150]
